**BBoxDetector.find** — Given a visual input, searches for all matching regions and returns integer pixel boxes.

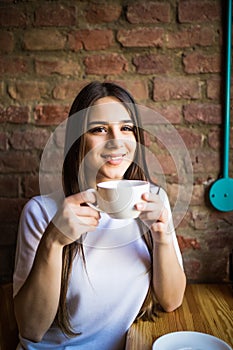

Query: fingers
[51,190,101,245]
[136,192,171,243]
[64,191,99,218]
[69,213,99,230]
[136,192,165,223]
[69,202,100,219]
[58,190,100,230]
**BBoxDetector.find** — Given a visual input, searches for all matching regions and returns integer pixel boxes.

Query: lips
[101,153,126,165]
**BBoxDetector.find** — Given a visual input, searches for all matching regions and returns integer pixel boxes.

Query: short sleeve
[13,196,55,297]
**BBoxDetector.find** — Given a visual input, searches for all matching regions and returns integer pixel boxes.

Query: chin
[98,170,126,182]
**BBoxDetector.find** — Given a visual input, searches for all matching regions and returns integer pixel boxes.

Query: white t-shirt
[13,186,183,350]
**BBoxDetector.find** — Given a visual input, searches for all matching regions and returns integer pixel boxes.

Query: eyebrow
[87,120,133,127]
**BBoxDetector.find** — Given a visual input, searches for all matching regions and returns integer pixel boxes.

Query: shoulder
[20,192,61,228]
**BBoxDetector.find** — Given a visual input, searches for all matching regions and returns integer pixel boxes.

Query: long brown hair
[56,81,157,336]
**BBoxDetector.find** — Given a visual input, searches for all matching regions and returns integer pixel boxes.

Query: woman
[13,81,186,350]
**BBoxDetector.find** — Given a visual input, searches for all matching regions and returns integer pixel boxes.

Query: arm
[14,191,99,342]
[14,227,63,342]
[137,190,186,312]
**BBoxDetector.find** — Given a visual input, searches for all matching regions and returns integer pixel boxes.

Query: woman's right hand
[48,190,100,246]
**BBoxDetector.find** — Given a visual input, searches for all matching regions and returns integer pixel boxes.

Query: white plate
[152,331,232,350]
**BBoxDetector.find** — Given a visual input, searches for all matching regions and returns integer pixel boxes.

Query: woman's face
[83,96,137,187]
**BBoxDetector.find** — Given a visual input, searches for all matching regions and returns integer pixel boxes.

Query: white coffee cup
[87,179,150,219]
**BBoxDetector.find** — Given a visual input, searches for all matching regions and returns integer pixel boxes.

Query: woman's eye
[121,125,134,132]
[89,126,107,134]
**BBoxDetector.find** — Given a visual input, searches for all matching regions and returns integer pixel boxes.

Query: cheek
[84,141,104,166]
[128,138,137,153]
[84,137,99,155]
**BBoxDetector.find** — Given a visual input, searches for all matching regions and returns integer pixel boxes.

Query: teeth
[109,156,121,160]
[103,154,125,160]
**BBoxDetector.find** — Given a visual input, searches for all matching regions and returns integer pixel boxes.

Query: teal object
[209,0,233,212]
[209,178,233,211]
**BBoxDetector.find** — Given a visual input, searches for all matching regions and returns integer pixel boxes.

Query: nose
[105,126,124,148]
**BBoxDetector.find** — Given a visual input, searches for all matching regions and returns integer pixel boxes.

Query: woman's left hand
[136,192,172,245]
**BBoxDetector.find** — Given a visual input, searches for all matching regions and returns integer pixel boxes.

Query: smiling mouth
[101,154,126,161]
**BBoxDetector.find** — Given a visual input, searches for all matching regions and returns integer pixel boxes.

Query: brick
[133,54,172,74]
[0,106,3,121]
[68,29,113,51]
[153,77,201,101]
[192,177,207,186]
[177,235,201,251]
[34,104,69,125]
[166,25,216,48]
[0,132,8,150]
[206,231,233,250]
[0,6,28,27]
[207,77,221,100]
[110,80,148,101]
[38,173,61,194]
[177,128,203,149]
[0,151,39,173]
[144,151,160,178]
[178,1,221,23]
[190,184,205,205]
[0,82,4,97]
[0,57,29,76]
[208,128,220,150]
[0,106,30,124]
[202,255,229,281]
[176,211,192,230]
[0,176,19,197]
[53,81,87,100]
[143,131,152,147]
[0,223,18,245]
[23,29,66,51]
[0,198,27,223]
[84,54,128,75]
[126,2,170,23]
[146,104,182,124]
[209,210,233,226]
[35,58,80,76]
[39,148,63,173]
[8,81,49,101]
[0,31,14,53]
[117,28,164,48]
[86,3,121,23]
[183,259,201,280]
[35,4,76,26]
[183,103,222,124]
[183,52,221,74]
[208,127,233,150]
[191,149,220,174]
[166,184,191,207]
[158,105,182,124]
[53,127,65,149]
[154,154,177,174]
[0,245,16,283]
[10,129,50,150]
[190,207,210,230]
[23,175,40,198]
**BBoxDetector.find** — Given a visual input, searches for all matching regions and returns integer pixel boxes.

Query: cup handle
[86,188,103,212]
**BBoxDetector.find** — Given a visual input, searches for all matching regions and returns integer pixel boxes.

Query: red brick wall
[0,0,232,283]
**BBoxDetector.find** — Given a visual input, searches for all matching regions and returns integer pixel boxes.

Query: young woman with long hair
[13,81,186,350]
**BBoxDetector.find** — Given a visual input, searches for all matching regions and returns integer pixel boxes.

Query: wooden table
[126,284,233,350]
